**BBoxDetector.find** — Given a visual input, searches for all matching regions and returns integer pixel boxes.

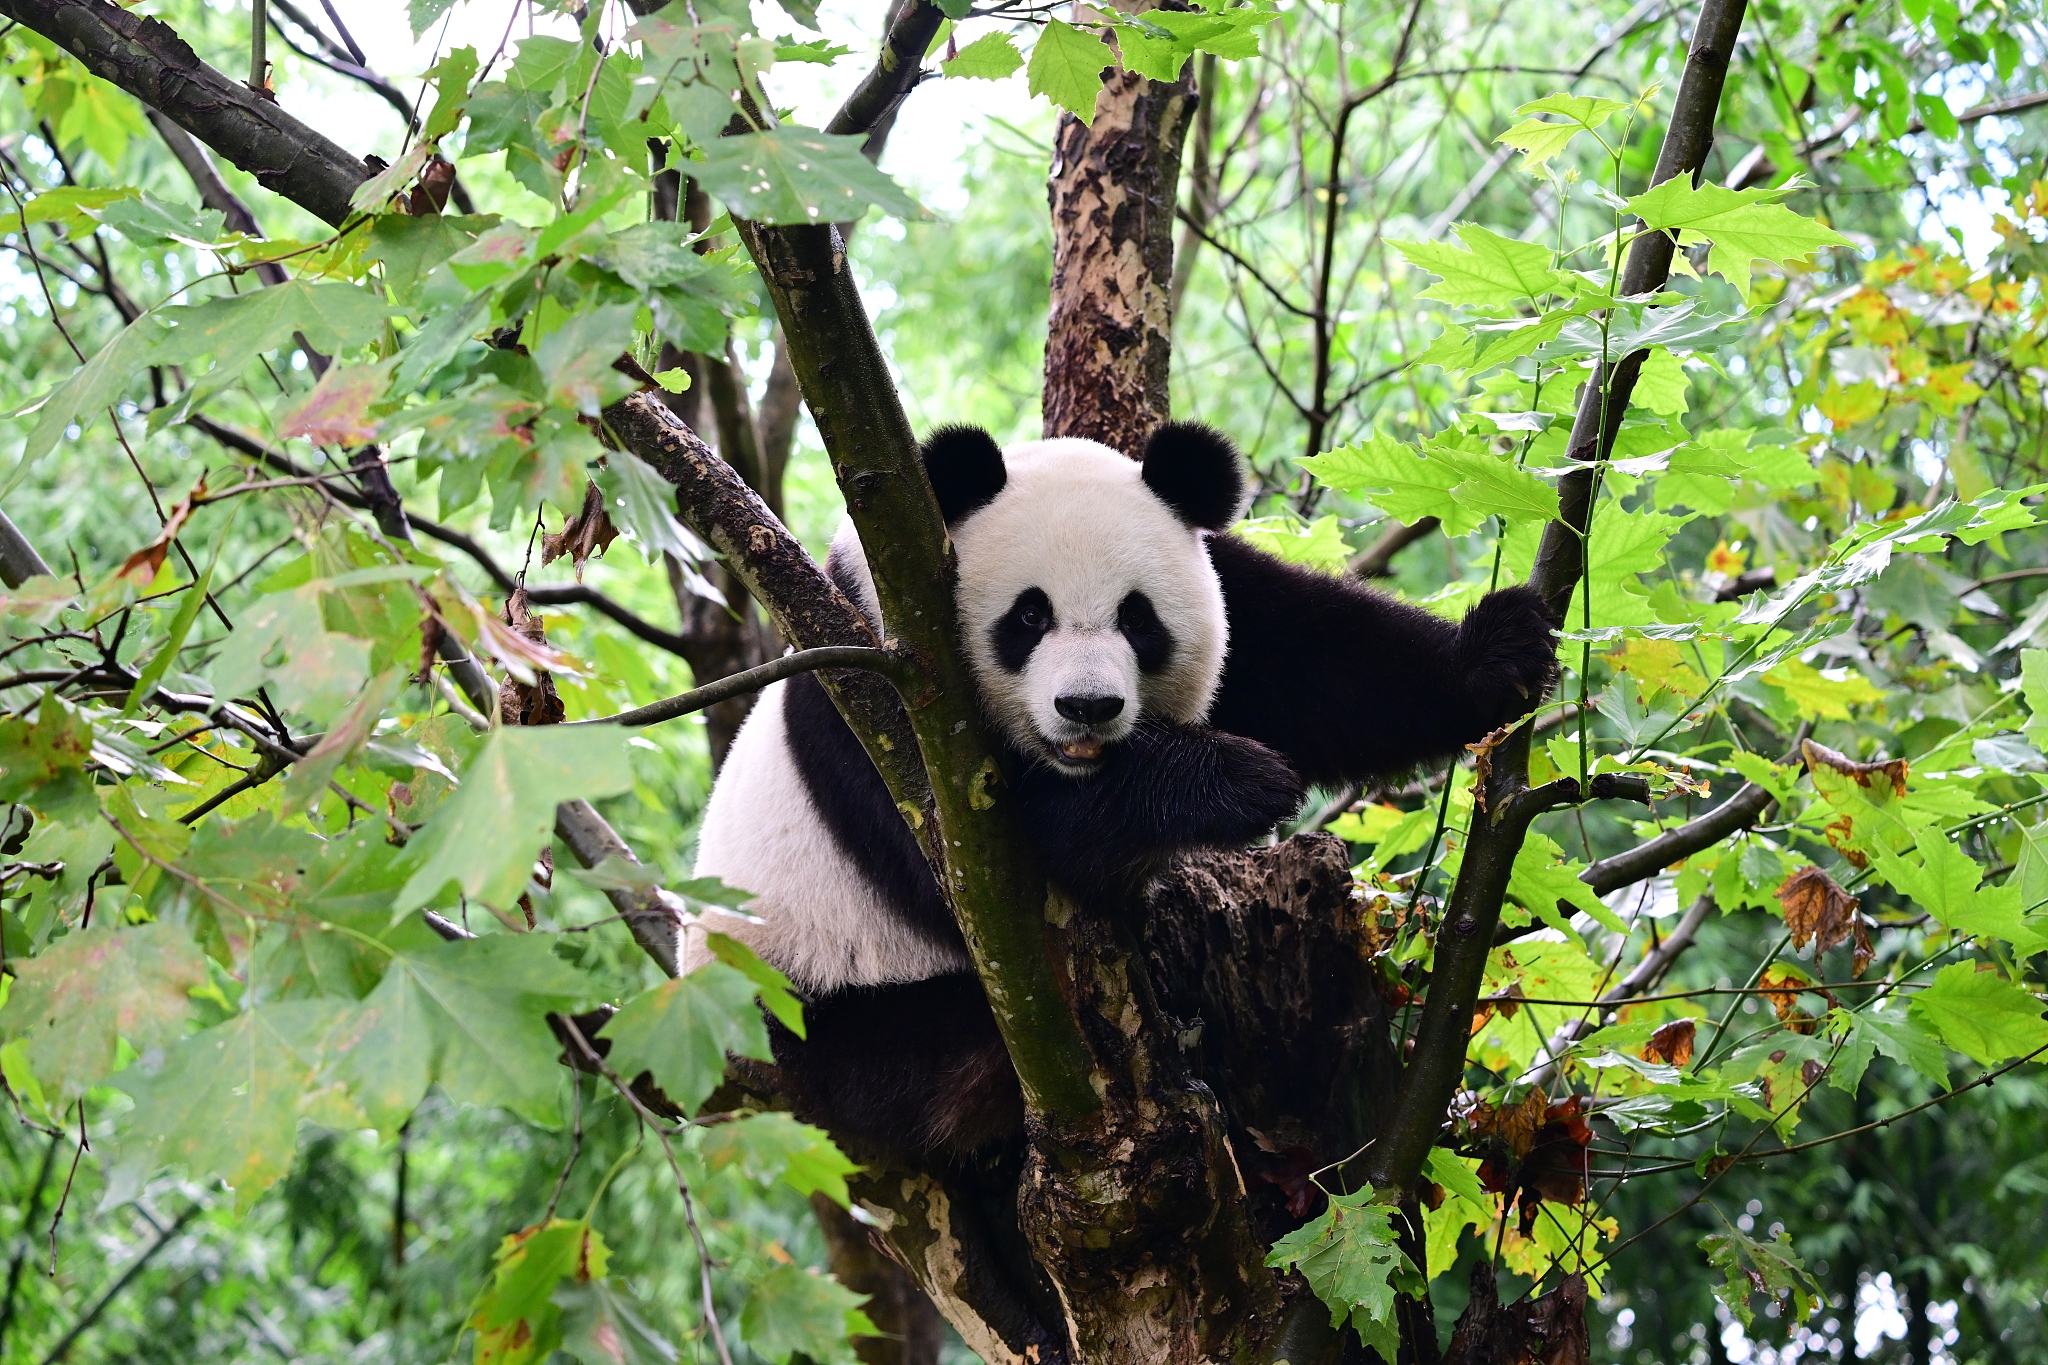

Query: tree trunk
[1043,50,1197,453]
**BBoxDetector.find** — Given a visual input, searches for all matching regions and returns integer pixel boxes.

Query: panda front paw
[1202,731,1309,843]
[1455,586,1561,727]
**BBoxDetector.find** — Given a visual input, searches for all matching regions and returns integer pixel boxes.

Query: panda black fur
[688,423,1558,1159]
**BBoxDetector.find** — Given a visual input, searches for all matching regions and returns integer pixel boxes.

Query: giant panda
[687,422,1557,1159]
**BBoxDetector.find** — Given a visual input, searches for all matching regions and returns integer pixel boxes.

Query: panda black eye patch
[1117,591,1174,674]
[992,587,1056,672]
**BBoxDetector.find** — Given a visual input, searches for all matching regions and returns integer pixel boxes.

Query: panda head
[923,422,1245,775]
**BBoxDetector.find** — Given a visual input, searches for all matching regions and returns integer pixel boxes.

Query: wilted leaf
[0,921,208,1101]
[556,1281,680,1365]
[1775,865,1871,974]
[1702,1227,1823,1330]
[117,475,204,583]
[1643,1018,1696,1066]
[278,364,385,446]
[543,480,620,578]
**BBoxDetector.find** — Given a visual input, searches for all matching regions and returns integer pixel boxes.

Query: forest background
[1,0,2047,1362]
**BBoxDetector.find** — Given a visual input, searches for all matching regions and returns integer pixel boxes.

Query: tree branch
[1,0,370,226]
[569,646,909,729]
[723,216,1098,1118]
[0,509,53,589]
[1363,0,1749,1199]
[824,0,942,141]
[1348,515,1440,579]
[1581,781,1772,896]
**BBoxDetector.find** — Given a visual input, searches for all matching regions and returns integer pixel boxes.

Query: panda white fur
[688,423,1558,1157]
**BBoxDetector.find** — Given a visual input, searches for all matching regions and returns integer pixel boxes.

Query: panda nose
[1055,694,1124,726]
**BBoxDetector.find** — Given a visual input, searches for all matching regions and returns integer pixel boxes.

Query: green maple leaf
[150,278,394,367]
[115,1000,347,1212]
[1515,92,1631,129]
[699,1112,861,1206]
[0,921,209,1102]
[945,32,1024,80]
[1910,962,2048,1068]
[1298,431,1480,536]
[2021,650,2048,750]
[1626,179,1851,299]
[597,958,775,1116]
[1029,19,1111,123]
[395,725,636,913]
[329,930,595,1130]
[740,1263,878,1365]
[1427,444,1561,526]
[1391,224,1573,307]
[1264,1187,1417,1360]
[0,693,94,803]
[692,127,923,226]
[1495,117,1583,169]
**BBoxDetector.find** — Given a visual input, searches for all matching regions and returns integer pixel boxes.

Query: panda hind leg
[768,973,1024,1161]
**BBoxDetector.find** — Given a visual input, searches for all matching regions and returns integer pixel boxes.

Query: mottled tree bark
[1043,46,1197,453]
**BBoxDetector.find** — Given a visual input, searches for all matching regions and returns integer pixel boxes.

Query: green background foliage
[2,0,2047,1361]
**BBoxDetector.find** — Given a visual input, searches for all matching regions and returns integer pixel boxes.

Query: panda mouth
[1055,735,1105,762]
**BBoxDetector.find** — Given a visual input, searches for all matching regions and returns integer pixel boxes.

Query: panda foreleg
[1015,720,1305,898]
[1205,534,1560,788]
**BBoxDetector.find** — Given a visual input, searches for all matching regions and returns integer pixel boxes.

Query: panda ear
[1141,422,1245,531]
[922,425,1008,524]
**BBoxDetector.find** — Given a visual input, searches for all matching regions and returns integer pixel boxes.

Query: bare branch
[1,0,371,226]
[1348,516,1439,579]
[570,646,910,729]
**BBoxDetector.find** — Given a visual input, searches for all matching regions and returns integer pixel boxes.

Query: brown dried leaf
[278,364,383,446]
[1802,738,1908,797]
[118,476,206,583]
[1758,966,1826,1034]
[1822,814,1868,869]
[1473,1087,1549,1159]
[1467,723,1513,813]
[541,480,618,581]
[1776,865,1860,958]
[495,589,567,726]
[1524,1273,1591,1365]
[1643,1018,1696,1066]
[469,599,580,686]
[410,155,457,215]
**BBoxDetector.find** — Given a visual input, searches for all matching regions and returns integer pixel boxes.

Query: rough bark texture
[811,1194,948,1365]
[0,0,369,226]
[1043,60,1197,453]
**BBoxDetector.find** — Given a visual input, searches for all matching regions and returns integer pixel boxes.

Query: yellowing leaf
[1762,659,1884,721]
[278,363,386,446]
[1818,379,1885,429]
